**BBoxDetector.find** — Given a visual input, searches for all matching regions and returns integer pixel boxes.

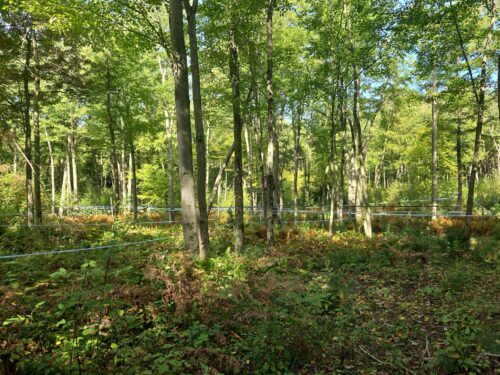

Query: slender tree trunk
[130,141,138,222]
[13,149,17,174]
[229,21,244,251]
[44,128,56,215]
[244,123,255,212]
[208,143,234,213]
[465,60,487,237]
[32,27,42,224]
[106,59,120,213]
[59,157,68,217]
[70,129,78,208]
[167,113,175,222]
[451,0,495,240]
[157,57,176,222]
[265,0,276,251]
[206,121,210,196]
[23,27,33,226]
[431,69,438,220]
[120,128,127,211]
[128,151,132,212]
[328,99,338,235]
[346,118,357,219]
[293,110,302,222]
[169,0,199,252]
[456,112,463,211]
[184,0,209,258]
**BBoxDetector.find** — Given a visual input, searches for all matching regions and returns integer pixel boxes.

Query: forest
[0,0,499,373]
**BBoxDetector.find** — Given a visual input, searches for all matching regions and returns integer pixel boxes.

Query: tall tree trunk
[58,157,68,218]
[32,27,42,224]
[452,0,495,240]
[353,67,372,237]
[157,56,176,222]
[23,27,33,226]
[328,105,339,234]
[169,0,199,252]
[206,121,210,196]
[265,0,276,251]
[456,112,463,211]
[431,69,438,220]
[229,21,244,252]
[293,109,302,223]
[346,118,358,220]
[70,128,78,208]
[44,128,56,215]
[184,0,209,259]
[244,122,255,212]
[128,151,133,212]
[130,141,138,222]
[106,59,120,213]
[465,60,487,237]
[120,127,127,211]
[167,113,175,222]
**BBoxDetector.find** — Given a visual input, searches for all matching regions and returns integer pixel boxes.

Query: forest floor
[0,215,499,374]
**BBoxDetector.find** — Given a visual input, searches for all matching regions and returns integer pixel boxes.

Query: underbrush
[0,218,498,374]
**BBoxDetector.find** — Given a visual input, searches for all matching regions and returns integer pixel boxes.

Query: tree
[184,0,210,259]
[169,0,199,252]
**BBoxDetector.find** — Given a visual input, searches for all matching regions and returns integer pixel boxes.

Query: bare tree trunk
[431,69,438,220]
[70,129,78,208]
[456,112,463,211]
[128,151,132,212]
[12,149,17,174]
[106,59,120,213]
[157,57,176,222]
[353,68,372,237]
[229,21,244,252]
[184,0,209,259]
[328,97,338,235]
[346,119,357,220]
[265,0,276,251]
[206,121,210,196]
[293,109,302,223]
[244,123,255,213]
[59,157,68,217]
[23,27,33,226]
[208,143,234,213]
[465,61,487,237]
[44,128,56,215]
[170,0,199,252]
[451,0,495,240]
[120,128,127,211]
[130,141,138,222]
[32,27,42,224]
[167,114,175,222]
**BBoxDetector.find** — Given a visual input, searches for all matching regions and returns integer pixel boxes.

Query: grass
[0,215,499,374]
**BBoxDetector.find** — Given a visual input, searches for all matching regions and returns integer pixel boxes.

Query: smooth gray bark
[169,0,199,252]
[105,59,120,213]
[184,0,210,259]
[23,27,33,226]
[431,69,438,220]
[265,0,276,251]
[229,22,244,252]
[32,27,42,224]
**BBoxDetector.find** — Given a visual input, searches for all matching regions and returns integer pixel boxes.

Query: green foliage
[136,163,169,206]
[433,310,490,374]
[0,220,498,373]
